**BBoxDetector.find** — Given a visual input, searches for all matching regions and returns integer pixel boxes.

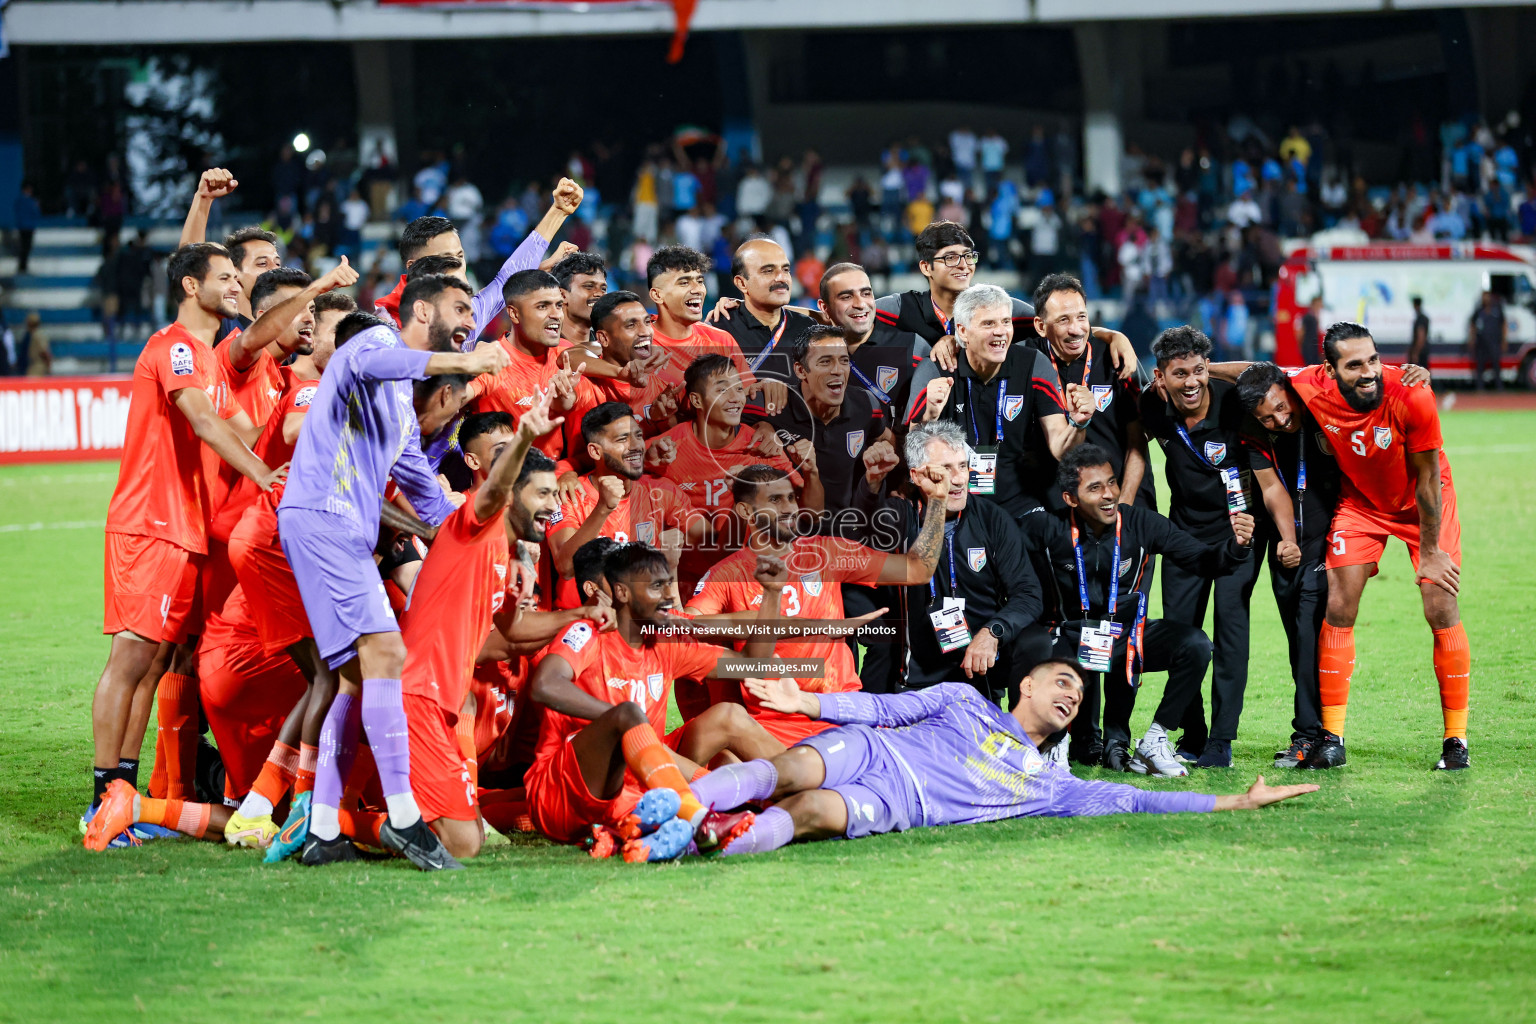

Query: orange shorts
[1325,485,1462,580]
[103,533,203,644]
[199,638,307,796]
[229,503,311,655]
[198,537,238,633]
[403,693,477,823]
[524,726,683,844]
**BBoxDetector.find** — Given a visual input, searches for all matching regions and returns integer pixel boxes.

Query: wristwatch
[987,621,1006,640]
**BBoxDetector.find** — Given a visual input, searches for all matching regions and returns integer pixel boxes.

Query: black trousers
[16,229,33,274]
[1161,540,1263,745]
[1044,620,1212,747]
[1473,349,1503,389]
[907,626,1054,708]
[846,583,903,694]
[1267,546,1328,742]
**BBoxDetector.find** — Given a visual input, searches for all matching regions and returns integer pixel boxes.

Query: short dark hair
[413,373,470,412]
[1032,273,1087,319]
[250,267,312,314]
[729,233,778,280]
[502,268,561,304]
[1235,361,1290,413]
[602,541,671,589]
[914,221,973,266]
[223,227,279,272]
[646,245,711,289]
[400,215,456,262]
[819,261,865,304]
[406,253,465,281]
[334,311,390,348]
[550,251,606,290]
[400,274,472,318]
[1150,325,1212,369]
[167,242,231,295]
[1054,442,1114,497]
[515,447,558,489]
[573,537,619,595]
[683,354,735,400]
[1322,321,1373,367]
[581,401,639,444]
[314,291,357,316]
[460,411,515,450]
[731,463,789,504]
[788,323,849,369]
[591,289,645,333]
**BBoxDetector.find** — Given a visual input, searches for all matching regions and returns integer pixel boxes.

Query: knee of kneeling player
[609,700,650,729]
[1178,633,1214,667]
[434,818,483,859]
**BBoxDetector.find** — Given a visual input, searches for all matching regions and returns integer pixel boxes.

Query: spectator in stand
[115,230,157,341]
[735,164,771,223]
[0,322,19,376]
[13,181,40,274]
[340,188,370,256]
[979,128,1009,193]
[64,159,97,219]
[98,181,126,255]
[443,172,484,234]
[21,312,51,376]
[847,176,874,233]
[949,126,978,189]
[272,144,304,211]
[879,155,905,237]
[633,157,660,243]
[414,150,450,207]
[1228,189,1263,230]
[1024,126,1051,189]
[1028,190,1062,289]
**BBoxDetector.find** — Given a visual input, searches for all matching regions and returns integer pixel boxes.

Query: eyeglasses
[930,250,981,268]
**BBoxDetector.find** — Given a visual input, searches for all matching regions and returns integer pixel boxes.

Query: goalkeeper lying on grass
[673,660,1318,856]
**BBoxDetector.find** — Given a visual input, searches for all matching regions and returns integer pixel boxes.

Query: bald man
[709,235,817,384]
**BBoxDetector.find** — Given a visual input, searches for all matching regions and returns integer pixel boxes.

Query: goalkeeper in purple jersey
[684,662,1318,855]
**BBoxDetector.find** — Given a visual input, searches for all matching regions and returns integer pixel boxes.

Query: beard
[1339,376,1383,412]
[602,450,643,481]
[426,312,456,353]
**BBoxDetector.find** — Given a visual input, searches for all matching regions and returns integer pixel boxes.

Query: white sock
[384,792,422,829]
[1143,722,1168,745]
[237,792,274,818]
[311,803,341,841]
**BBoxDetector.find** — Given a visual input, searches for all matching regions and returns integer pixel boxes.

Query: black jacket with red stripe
[905,343,1067,516]
[874,288,1035,343]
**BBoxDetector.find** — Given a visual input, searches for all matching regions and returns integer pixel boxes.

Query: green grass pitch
[1,411,1534,1023]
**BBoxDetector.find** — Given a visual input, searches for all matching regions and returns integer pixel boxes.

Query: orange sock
[139,797,213,839]
[1433,623,1471,740]
[621,723,706,823]
[156,672,200,799]
[251,743,299,807]
[455,715,479,791]
[339,809,385,847]
[148,727,168,798]
[1317,623,1355,737]
[294,743,318,795]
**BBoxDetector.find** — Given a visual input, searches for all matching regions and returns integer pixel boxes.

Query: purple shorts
[278,507,398,669]
[795,725,920,839]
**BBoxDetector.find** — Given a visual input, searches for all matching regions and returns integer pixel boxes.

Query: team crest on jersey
[1119,557,1132,577]
[968,548,987,571]
[845,430,865,457]
[1091,385,1114,412]
[169,342,195,376]
[1203,441,1227,464]
[561,622,593,652]
[647,673,665,701]
[877,366,899,393]
[1002,395,1024,421]
[801,573,823,597]
[294,385,318,408]
[1374,426,1393,450]
[1022,747,1047,776]
[1314,431,1334,456]
[634,520,655,544]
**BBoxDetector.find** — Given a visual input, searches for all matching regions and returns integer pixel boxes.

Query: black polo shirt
[1138,378,1254,544]
[907,343,1067,517]
[874,288,1035,344]
[768,384,884,513]
[714,305,816,384]
[847,321,930,423]
[1023,335,1152,511]
[1242,406,1342,562]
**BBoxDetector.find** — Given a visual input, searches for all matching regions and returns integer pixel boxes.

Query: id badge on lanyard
[967,378,1006,495]
[928,532,971,652]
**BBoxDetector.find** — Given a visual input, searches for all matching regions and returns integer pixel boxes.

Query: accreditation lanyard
[849,361,892,406]
[1272,438,1307,536]
[928,521,960,603]
[1173,422,1221,469]
[1055,342,1093,389]
[965,377,1008,446]
[1070,512,1121,619]
[747,313,790,372]
[933,297,952,335]
[1069,513,1146,687]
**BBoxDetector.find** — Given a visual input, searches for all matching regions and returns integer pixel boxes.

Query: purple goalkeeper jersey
[815,683,1216,826]
[278,324,455,538]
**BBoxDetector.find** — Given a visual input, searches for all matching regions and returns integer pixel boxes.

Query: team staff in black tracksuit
[706,236,817,386]
[905,284,1097,519]
[852,420,1048,705]
[1025,272,1157,513]
[1018,445,1256,773]
[1138,326,1265,769]
[1235,362,1343,768]
[819,262,932,427]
